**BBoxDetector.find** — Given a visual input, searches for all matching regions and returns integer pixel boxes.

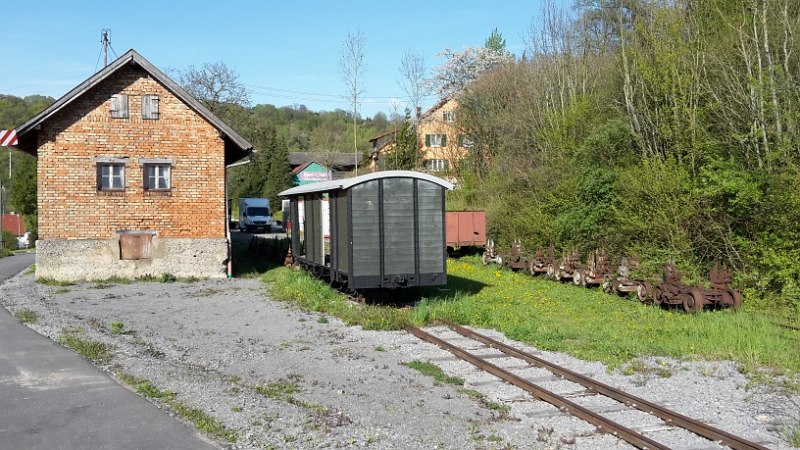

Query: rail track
[405,321,772,450]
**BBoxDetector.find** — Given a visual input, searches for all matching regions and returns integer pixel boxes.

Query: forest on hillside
[445,0,800,312]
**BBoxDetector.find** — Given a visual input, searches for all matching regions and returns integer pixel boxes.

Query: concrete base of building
[34,238,229,281]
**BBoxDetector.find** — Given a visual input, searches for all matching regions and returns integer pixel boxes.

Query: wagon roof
[279,170,454,197]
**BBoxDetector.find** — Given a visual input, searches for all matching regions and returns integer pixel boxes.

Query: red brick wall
[37,65,226,240]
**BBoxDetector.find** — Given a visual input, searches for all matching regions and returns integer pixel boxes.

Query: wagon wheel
[547,263,556,280]
[482,253,489,265]
[727,289,742,310]
[652,285,663,306]
[497,255,504,269]
[602,279,614,294]
[637,281,653,303]
[573,269,583,286]
[683,288,705,313]
[555,267,563,281]
[522,259,531,276]
[581,271,590,287]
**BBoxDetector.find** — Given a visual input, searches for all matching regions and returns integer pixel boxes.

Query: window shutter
[425,134,430,147]
[110,94,129,118]
[142,95,159,119]
[441,134,447,146]
[442,111,447,121]
[458,135,463,147]
[445,160,450,170]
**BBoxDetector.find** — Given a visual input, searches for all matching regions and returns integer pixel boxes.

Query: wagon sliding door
[382,178,416,286]
[350,180,380,288]
[417,180,446,286]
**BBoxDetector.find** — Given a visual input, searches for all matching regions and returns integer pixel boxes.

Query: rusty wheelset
[482,241,741,313]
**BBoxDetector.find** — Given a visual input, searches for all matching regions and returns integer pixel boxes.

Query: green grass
[117,372,174,398]
[14,309,38,324]
[110,322,125,334]
[263,255,800,380]
[57,329,113,364]
[37,277,74,286]
[405,361,464,386]
[780,419,800,447]
[254,377,301,402]
[169,400,238,443]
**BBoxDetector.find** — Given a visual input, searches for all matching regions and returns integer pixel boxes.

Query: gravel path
[1,270,797,450]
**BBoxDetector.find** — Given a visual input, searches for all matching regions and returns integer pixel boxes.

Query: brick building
[13,49,253,281]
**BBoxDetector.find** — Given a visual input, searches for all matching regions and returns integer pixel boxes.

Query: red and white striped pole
[0,130,17,147]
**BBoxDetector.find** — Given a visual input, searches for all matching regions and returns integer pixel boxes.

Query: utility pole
[101,29,110,68]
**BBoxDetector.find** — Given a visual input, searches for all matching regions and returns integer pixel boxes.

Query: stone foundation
[35,238,229,281]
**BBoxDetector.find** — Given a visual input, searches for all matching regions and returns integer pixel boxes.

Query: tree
[485,28,510,56]
[398,50,426,117]
[339,29,367,176]
[173,62,250,117]
[384,109,418,171]
[426,46,514,100]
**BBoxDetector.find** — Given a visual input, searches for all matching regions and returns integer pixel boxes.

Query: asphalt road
[0,253,220,450]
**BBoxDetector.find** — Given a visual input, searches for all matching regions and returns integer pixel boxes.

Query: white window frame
[144,164,170,190]
[443,111,455,122]
[97,163,126,190]
[425,159,447,172]
[461,136,474,148]
[140,158,174,191]
[429,134,443,148]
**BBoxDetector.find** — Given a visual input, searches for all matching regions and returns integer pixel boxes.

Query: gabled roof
[368,129,397,143]
[288,152,362,168]
[13,49,253,164]
[279,170,454,197]
[291,161,315,175]
[418,98,451,121]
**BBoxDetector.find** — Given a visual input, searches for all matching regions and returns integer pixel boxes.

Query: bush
[1,230,19,251]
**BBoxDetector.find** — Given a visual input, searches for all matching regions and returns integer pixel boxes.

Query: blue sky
[2,0,568,119]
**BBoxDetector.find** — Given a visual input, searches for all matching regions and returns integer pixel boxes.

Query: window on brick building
[97,164,125,190]
[140,158,173,191]
[142,95,159,120]
[110,94,129,118]
[144,164,170,190]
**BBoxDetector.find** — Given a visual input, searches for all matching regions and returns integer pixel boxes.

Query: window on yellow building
[423,159,448,172]
[443,111,455,122]
[458,135,474,148]
[425,134,446,148]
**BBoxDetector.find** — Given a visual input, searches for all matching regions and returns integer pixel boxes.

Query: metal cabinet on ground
[280,171,454,290]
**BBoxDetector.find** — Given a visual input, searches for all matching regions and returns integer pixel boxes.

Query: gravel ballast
[1,270,797,449]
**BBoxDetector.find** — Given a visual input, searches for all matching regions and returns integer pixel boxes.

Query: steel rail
[404,324,671,450]
[439,320,768,450]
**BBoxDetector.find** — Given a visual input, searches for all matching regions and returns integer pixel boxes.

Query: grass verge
[117,372,174,398]
[169,400,238,443]
[116,372,237,443]
[14,309,38,324]
[263,255,800,382]
[56,328,113,365]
